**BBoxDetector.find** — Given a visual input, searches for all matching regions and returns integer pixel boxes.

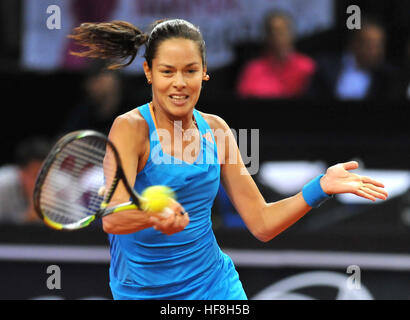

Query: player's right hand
[148,200,189,235]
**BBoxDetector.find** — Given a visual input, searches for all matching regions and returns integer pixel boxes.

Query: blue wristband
[302,174,333,208]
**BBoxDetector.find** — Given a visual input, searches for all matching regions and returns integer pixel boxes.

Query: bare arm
[101,113,153,234]
[208,115,388,242]
[220,134,311,242]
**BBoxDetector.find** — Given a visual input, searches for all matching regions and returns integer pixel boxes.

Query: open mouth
[169,95,189,100]
[169,95,189,105]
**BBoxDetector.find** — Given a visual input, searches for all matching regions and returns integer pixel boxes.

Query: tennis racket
[33,130,174,231]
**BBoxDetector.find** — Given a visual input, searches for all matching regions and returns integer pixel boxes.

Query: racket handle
[99,201,137,217]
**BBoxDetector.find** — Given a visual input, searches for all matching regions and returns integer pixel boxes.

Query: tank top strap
[137,103,160,149]
[193,109,211,136]
[193,109,219,166]
[193,109,217,148]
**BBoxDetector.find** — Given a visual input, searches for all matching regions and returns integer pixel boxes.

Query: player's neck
[150,101,196,134]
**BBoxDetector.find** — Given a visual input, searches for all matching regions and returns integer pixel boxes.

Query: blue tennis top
[107,103,247,300]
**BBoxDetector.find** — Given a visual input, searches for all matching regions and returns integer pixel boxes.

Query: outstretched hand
[320,161,388,202]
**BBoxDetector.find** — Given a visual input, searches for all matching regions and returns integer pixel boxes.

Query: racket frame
[33,130,142,231]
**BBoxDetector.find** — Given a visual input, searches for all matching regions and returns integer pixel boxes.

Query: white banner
[22,0,335,72]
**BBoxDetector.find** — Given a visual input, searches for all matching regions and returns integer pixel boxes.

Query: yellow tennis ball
[141,185,175,213]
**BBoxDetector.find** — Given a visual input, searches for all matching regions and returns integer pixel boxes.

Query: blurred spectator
[60,64,123,135]
[0,137,50,224]
[236,11,316,99]
[393,36,410,100]
[310,18,396,100]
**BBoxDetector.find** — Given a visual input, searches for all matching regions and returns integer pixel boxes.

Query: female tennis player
[69,19,388,300]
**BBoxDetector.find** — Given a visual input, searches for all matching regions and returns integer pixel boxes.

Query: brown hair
[68,19,206,70]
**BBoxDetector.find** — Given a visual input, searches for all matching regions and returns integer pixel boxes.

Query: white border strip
[0,245,110,263]
[224,249,410,271]
[1,245,410,271]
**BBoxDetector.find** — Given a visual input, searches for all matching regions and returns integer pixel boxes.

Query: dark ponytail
[68,20,148,70]
[69,19,206,70]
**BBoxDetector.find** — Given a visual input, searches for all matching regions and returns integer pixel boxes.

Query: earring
[204,74,210,81]
[147,79,152,84]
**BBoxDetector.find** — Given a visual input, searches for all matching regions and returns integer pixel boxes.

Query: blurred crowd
[0,137,50,224]
[236,12,408,100]
[0,66,124,225]
[0,7,408,225]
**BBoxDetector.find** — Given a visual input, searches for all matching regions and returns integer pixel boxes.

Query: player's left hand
[320,161,388,202]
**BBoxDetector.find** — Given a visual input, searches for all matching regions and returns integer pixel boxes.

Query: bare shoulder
[110,108,148,138]
[108,107,149,155]
[198,111,230,131]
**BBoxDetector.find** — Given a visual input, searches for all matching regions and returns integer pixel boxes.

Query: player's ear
[143,61,152,84]
[202,67,210,81]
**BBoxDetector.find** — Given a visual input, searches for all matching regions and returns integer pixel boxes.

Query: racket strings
[39,137,117,225]
[43,145,109,193]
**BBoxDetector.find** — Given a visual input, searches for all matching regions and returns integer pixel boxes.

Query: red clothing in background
[237,53,316,98]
